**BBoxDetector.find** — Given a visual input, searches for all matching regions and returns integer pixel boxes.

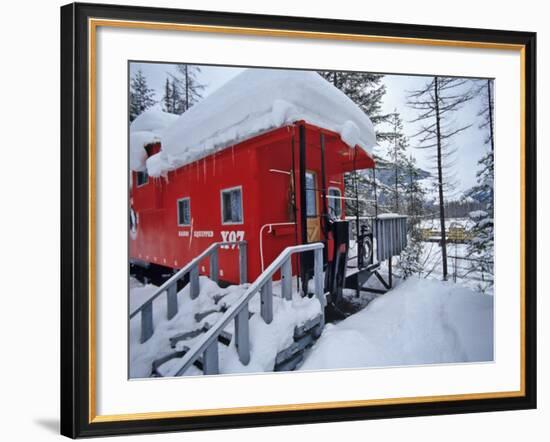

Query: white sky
[130,62,492,194]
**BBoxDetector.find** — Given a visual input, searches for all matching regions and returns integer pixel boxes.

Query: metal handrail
[172,242,325,376]
[130,241,247,343]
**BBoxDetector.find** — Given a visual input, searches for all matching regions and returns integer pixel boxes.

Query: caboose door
[305,171,321,242]
[296,124,327,296]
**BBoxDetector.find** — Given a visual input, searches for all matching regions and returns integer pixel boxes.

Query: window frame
[327,186,343,219]
[135,170,149,187]
[177,197,191,227]
[305,171,318,219]
[220,185,244,225]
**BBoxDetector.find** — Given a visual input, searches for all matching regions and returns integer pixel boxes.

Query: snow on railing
[172,242,326,376]
[129,241,247,343]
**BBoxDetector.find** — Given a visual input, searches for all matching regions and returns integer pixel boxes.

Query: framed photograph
[60,2,537,438]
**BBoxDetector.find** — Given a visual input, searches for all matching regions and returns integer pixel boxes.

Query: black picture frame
[60,2,537,438]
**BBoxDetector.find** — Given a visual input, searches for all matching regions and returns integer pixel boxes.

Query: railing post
[166,284,178,320]
[260,279,273,324]
[190,265,200,299]
[281,258,292,301]
[235,304,251,365]
[313,247,326,307]
[210,248,219,284]
[239,242,247,284]
[140,302,154,343]
[203,341,219,375]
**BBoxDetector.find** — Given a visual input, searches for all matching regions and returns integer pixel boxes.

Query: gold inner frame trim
[88,18,527,424]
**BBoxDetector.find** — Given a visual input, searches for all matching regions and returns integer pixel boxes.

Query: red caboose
[129,69,376,289]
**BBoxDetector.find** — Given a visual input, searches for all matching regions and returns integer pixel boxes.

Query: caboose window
[221,187,243,224]
[177,198,191,226]
[328,187,342,219]
[305,172,317,218]
[136,170,148,187]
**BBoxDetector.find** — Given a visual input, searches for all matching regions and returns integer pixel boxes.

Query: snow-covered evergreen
[465,79,494,293]
[403,155,426,220]
[317,71,389,129]
[129,69,156,121]
[385,111,408,212]
[317,71,390,217]
[398,231,424,279]
[466,152,494,292]
[397,155,426,279]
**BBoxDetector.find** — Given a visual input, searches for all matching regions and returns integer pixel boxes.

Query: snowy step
[194,307,254,324]
[273,315,324,371]
[169,323,232,349]
[151,347,204,377]
[293,314,323,340]
[212,293,229,305]
[194,306,228,323]
[275,333,315,370]
[275,352,304,372]
[168,327,205,347]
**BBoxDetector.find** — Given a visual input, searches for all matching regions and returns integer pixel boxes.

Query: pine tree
[318,71,389,220]
[170,79,182,114]
[407,77,473,280]
[317,71,389,129]
[169,64,205,114]
[397,155,426,280]
[161,77,173,113]
[385,110,408,212]
[129,69,156,121]
[403,154,425,222]
[466,79,495,292]
[476,79,495,152]
[397,228,425,279]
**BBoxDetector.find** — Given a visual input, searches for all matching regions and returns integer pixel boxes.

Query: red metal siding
[130,123,370,284]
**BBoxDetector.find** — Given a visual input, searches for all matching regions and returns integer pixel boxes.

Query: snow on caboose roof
[130,106,179,171]
[143,69,378,177]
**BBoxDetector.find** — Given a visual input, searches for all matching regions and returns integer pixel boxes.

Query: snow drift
[143,69,378,177]
[129,106,178,171]
[300,277,494,371]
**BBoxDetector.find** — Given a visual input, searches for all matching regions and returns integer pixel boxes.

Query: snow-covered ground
[130,276,322,378]
[300,277,493,371]
[412,234,493,294]
[421,242,492,290]
[130,272,493,377]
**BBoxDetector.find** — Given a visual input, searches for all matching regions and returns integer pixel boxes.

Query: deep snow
[299,277,493,371]
[129,106,178,171]
[130,274,493,378]
[144,69,377,177]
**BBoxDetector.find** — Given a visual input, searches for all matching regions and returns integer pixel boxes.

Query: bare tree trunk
[185,65,189,111]
[408,165,414,218]
[434,77,448,280]
[395,167,399,212]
